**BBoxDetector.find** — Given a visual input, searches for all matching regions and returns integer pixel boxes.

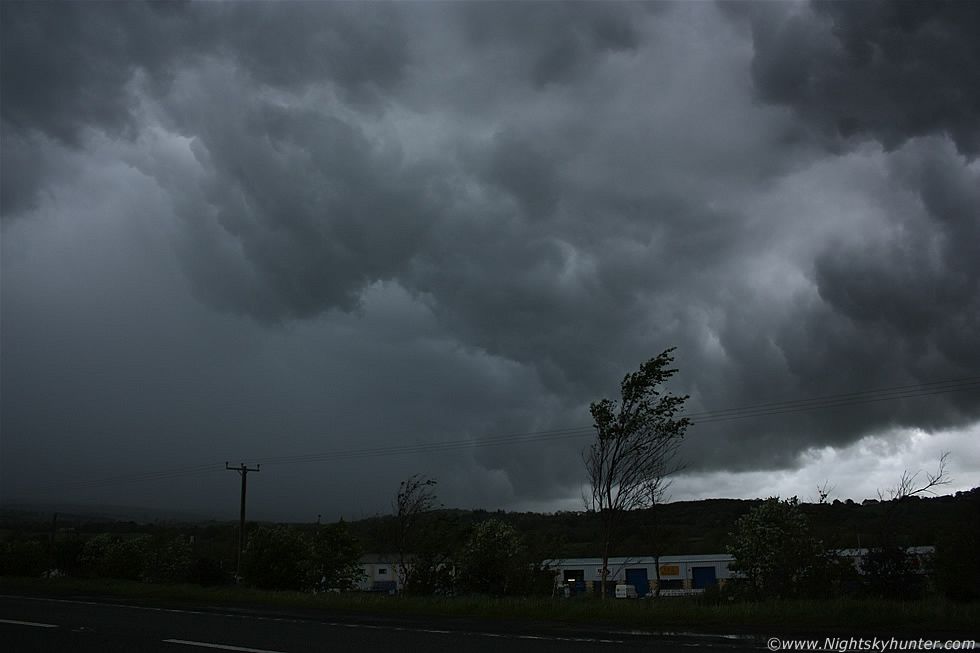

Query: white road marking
[163,639,285,653]
[3,595,628,644]
[0,617,59,628]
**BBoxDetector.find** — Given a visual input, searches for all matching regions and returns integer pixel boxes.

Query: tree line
[2,350,977,601]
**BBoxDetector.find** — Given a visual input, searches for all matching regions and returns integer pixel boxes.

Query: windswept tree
[585,348,691,598]
[391,474,440,590]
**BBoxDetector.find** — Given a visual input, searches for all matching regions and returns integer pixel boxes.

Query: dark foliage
[0,539,47,577]
[930,488,980,602]
[242,526,308,591]
[2,487,977,601]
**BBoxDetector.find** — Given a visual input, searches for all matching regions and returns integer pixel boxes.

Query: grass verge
[1,576,976,634]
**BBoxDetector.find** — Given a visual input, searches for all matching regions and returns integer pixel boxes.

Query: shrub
[727,497,839,599]
[308,520,363,592]
[141,534,192,583]
[0,539,48,577]
[243,526,308,591]
[189,555,227,587]
[81,534,147,580]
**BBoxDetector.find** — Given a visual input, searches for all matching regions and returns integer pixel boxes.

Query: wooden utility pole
[49,512,59,571]
[226,462,260,578]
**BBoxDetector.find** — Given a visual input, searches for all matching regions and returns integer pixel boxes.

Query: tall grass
[1,576,976,632]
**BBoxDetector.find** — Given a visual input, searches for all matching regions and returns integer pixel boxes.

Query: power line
[248,376,979,467]
[688,376,980,423]
[18,375,980,495]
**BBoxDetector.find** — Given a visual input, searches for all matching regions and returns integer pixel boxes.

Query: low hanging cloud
[2,1,977,519]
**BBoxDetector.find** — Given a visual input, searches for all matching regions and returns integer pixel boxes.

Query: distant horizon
[5,485,976,527]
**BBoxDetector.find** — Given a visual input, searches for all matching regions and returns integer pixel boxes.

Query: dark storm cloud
[2,1,979,517]
[0,1,407,138]
[813,139,980,372]
[216,1,408,97]
[726,0,980,461]
[0,1,142,146]
[691,138,980,469]
[453,1,645,88]
[0,0,150,218]
[742,0,980,156]
[0,124,44,215]
[0,1,409,218]
[171,101,437,320]
[483,129,562,222]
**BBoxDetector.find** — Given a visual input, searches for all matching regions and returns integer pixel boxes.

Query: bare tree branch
[814,480,836,505]
[877,451,951,502]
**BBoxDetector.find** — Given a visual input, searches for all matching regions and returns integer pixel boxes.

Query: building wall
[355,558,400,592]
[356,547,934,594]
[550,554,734,594]
[549,548,934,593]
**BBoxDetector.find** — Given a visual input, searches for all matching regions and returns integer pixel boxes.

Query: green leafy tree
[308,520,364,592]
[243,526,308,591]
[456,519,527,596]
[585,348,691,598]
[727,497,836,599]
[403,511,462,595]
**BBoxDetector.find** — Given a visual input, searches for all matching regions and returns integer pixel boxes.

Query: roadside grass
[1,576,976,633]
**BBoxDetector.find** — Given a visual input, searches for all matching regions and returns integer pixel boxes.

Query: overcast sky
[2,1,978,523]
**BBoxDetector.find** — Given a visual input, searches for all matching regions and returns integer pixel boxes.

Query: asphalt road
[0,591,760,653]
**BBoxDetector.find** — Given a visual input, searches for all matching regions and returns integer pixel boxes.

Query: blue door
[625,568,649,597]
[691,566,717,589]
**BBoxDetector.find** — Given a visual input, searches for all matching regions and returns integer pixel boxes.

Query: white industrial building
[549,554,734,597]
[355,554,401,593]
[352,547,934,596]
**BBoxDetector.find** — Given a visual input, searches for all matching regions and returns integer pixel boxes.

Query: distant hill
[0,502,217,525]
[3,489,976,558]
[346,488,980,558]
